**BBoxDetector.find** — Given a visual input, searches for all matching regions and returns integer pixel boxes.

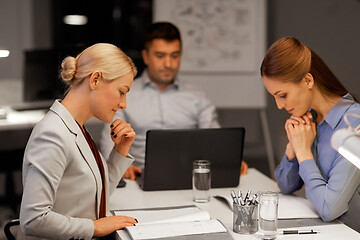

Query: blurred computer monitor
[23,49,65,103]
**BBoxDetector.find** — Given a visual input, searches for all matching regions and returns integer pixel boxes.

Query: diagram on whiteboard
[154,0,258,72]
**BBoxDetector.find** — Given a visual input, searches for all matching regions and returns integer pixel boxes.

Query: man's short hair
[144,22,182,50]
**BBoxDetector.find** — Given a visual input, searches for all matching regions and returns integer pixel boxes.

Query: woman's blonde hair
[60,43,137,88]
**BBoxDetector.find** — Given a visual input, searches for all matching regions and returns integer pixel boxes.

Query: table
[0,107,47,131]
[0,102,104,150]
[109,168,360,240]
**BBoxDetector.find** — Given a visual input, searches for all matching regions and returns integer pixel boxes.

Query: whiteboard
[153,0,267,109]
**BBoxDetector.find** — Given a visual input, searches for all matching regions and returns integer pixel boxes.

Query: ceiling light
[63,15,88,25]
[0,50,10,58]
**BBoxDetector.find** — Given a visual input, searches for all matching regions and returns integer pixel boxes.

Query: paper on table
[278,194,318,219]
[113,206,211,225]
[113,206,227,240]
[214,193,319,219]
[126,219,226,240]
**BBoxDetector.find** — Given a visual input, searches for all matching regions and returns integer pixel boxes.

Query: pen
[238,196,245,206]
[244,190,251,201]
[251,193,258,205]
[231,190,239,204]
[281,230,319,235]
[238,190,242,200]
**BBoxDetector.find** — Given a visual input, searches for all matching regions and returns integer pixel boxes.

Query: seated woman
[260,37,360,232]
[20,43,138,239]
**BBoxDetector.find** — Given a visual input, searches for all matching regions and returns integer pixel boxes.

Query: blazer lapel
[50,100,103,218]
[75,133,103,217]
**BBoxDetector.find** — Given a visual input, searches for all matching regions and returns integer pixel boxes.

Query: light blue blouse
[275,93,360,231]
[100,70,220,167]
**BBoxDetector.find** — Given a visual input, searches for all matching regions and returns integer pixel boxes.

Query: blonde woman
[20,43,138,239]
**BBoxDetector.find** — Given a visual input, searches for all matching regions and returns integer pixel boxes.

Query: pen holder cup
[233,203,258,234]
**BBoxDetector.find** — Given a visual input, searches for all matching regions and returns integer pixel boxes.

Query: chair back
[4,219,19,240]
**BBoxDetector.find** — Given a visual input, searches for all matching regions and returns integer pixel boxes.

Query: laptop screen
[139,128,245,191]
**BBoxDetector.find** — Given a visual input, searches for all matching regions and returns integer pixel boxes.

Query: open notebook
[112,205,233,240]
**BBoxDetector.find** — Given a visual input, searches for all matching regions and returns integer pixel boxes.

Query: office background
[0,0,360,232]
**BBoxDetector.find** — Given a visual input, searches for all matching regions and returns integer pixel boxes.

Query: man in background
[100,22,247,179]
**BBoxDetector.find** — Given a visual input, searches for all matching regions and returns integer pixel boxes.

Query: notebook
[111,205,234,240]
[137,128,245,191]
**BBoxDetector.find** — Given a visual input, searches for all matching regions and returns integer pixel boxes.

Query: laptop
[137,127,245,191]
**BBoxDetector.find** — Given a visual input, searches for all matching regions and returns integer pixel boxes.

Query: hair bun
[60,56,77,83]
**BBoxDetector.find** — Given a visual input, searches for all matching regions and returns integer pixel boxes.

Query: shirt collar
[319,93,354,129]
[140,69,179,90]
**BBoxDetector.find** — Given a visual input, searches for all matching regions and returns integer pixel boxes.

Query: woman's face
[263,75,313,117]
[91,72,134,123]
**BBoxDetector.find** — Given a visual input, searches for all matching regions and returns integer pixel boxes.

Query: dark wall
[23,0,152,103]
[52,0,152,73]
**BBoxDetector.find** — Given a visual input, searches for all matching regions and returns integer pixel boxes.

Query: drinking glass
[192,160,211,203]
[258,191,279,239]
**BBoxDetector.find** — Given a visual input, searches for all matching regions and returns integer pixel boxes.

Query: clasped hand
[285,111,316,163]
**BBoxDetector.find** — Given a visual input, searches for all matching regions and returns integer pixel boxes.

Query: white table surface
[0,102,103,131]
[0,107,47,130]
[109,168,360,239]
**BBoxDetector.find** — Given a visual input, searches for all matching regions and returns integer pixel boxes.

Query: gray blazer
[19,100,133,240]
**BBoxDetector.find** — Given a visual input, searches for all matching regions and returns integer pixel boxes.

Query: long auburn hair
[260,37,349,99]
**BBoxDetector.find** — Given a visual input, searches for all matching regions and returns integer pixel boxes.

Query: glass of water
[258,191,279,239]
[192,160,211,203]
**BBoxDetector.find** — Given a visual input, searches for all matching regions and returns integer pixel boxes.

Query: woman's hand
[93,215,137,237]
[123,164,142,180]
[284,117,301,160]
[110,119,136,157]
[285,112,316,163]
[240,161,248,175]
[285,142,296,160]
[289,111,314,125]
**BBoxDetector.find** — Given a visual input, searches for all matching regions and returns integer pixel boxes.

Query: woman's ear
[89,71,101,90]
[304,73,314,89]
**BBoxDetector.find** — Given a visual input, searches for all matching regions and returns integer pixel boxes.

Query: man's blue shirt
[100,70,219,167]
